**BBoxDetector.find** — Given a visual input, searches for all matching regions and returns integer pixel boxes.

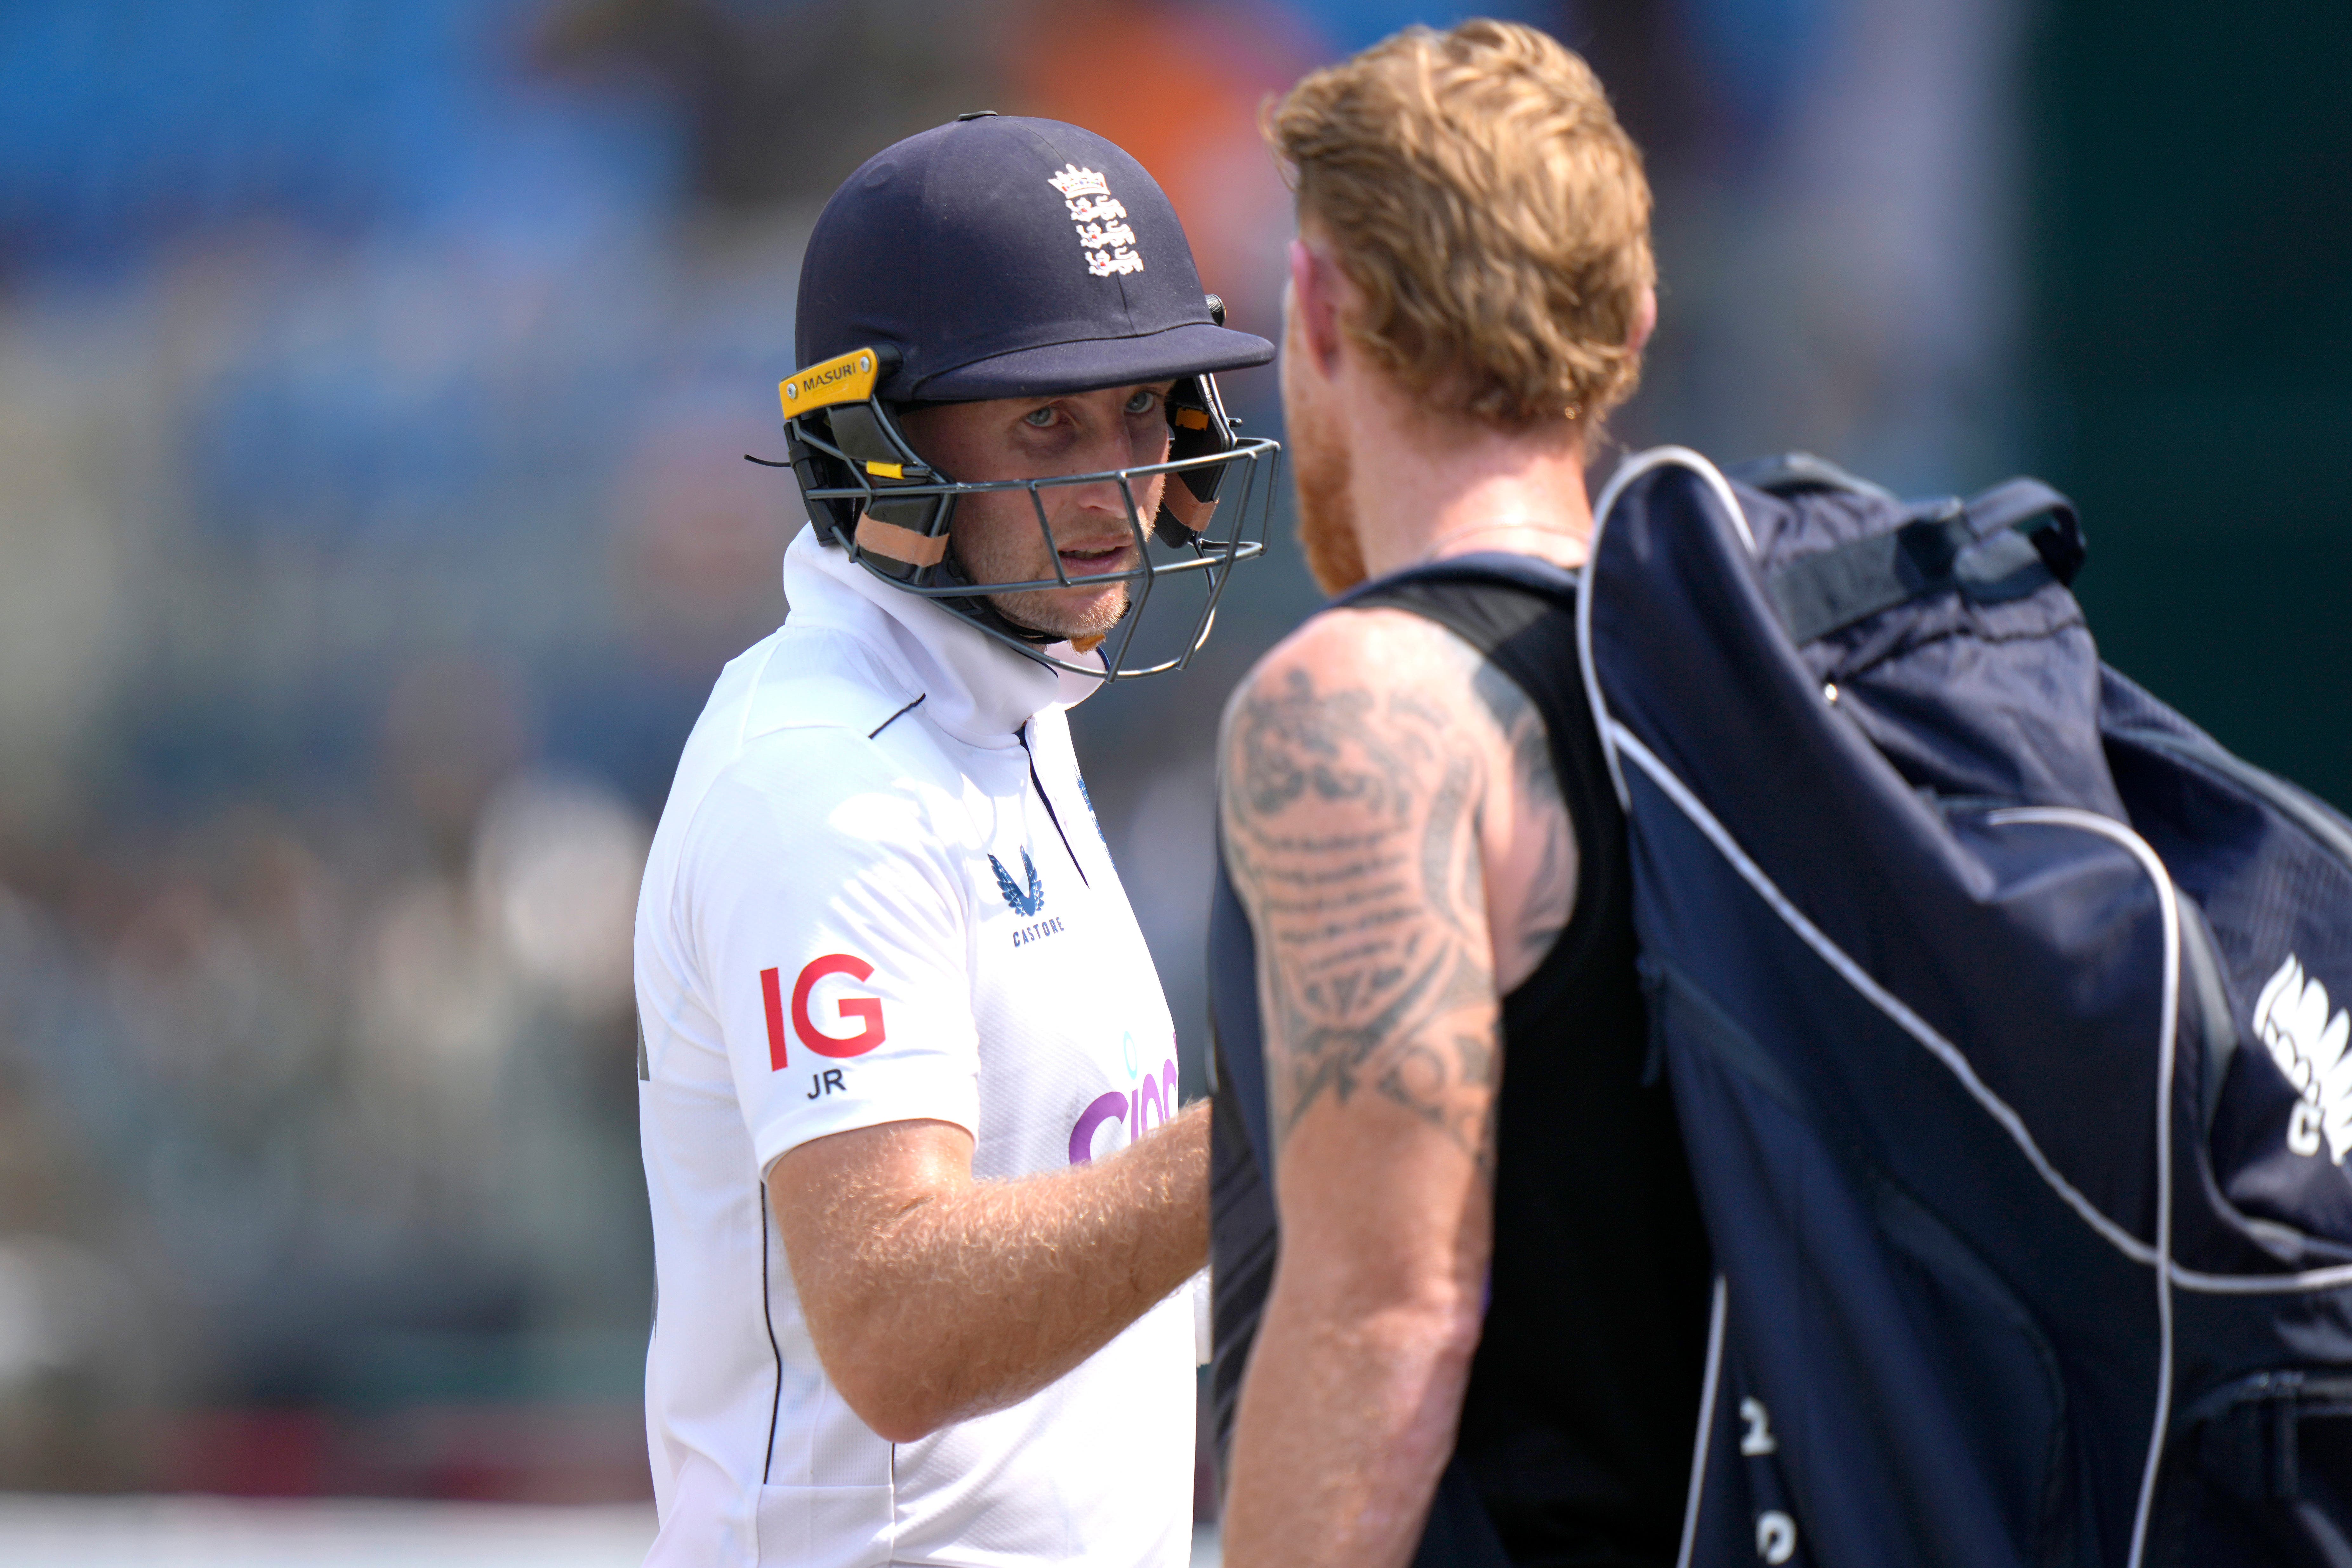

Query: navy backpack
[1584,447,2352,1568]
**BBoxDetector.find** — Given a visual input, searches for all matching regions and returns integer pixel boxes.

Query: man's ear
[1287,238,1345,376]
[1628,284,1658,357]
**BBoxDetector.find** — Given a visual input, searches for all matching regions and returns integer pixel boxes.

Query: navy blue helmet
[775,114,1281,678]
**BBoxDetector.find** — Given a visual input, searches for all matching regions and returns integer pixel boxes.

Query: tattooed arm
[1218,607,1575,1568]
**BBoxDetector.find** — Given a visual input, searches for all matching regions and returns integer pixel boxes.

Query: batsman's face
[897,384,1174,640]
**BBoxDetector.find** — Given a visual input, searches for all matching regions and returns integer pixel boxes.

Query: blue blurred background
[0,0,2344,1518]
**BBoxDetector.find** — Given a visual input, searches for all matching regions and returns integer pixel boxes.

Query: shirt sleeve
[681,741,979,1173]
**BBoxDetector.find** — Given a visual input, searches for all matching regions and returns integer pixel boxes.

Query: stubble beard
[1290,392,1366,596]
[984,580,1132,641]
[955,497,1137,642]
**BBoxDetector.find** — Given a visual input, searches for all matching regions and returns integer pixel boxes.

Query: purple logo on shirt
[1069,1055,1180,1165]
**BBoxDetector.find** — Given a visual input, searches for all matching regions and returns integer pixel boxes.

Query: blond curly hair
[1267,19,1655,430]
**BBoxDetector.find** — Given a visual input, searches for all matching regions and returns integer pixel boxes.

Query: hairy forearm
[782,1102,1208,1441]
[1222,1274,1482,1568]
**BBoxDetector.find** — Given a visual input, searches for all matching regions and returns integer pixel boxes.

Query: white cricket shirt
[634,526,1196,1568]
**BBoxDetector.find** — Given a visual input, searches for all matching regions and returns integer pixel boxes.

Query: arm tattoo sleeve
[1223,649,1502,1174]
[1473,661,1576,982]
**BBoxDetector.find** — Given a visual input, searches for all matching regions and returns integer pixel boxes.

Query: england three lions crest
[1049,164,1144,279]
[2253,953,2352,1164]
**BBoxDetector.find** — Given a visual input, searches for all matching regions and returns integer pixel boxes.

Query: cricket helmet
[773,114,1282,678]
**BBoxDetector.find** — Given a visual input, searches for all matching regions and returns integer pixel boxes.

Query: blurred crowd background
[0,0,2345,1512]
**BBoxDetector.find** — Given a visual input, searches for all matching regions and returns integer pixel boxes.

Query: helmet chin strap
[980,599,1063,646]
[975,589,1114,653]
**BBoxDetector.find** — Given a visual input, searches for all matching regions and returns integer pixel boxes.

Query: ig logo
[760,954,887,1073]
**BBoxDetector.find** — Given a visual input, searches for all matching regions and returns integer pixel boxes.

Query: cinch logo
[991,849,1044,917]
[2253,953,2352,1164]
[1069,1053,1180,1165]
[761,954,886,1071]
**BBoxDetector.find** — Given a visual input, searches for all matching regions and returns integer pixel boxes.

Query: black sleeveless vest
[1209,558,1715,1568]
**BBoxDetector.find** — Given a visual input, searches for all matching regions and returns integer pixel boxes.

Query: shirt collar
[780,524,1102,747]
